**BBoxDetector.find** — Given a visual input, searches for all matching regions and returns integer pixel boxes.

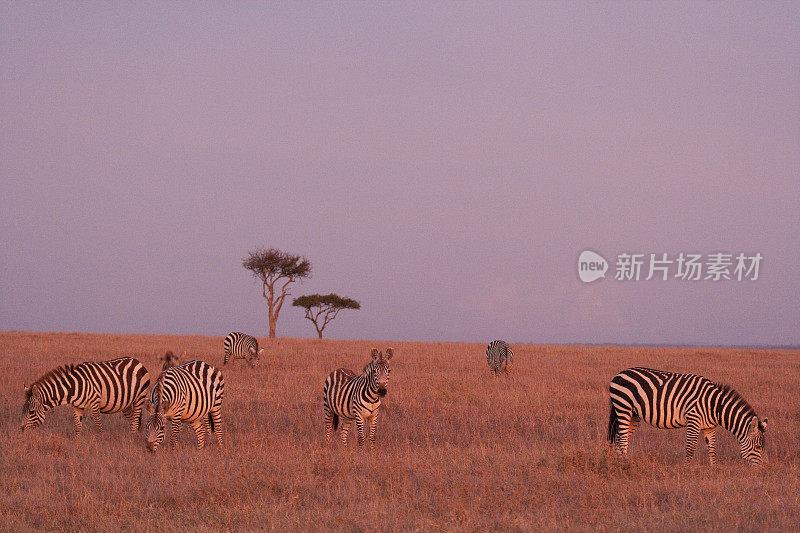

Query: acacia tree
[292,293,360,339]
[243,248,312,338]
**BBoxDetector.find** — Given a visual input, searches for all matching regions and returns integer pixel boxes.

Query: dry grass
[1,332,799,531]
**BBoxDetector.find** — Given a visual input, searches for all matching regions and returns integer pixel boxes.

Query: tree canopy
[243,247,312,338]
[242,248,311,282]
[292,293,360,339]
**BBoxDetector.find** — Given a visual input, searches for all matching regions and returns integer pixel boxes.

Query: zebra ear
[371,348,379,360]
[385,348,393,360]
[144,399,153,413]
[258,348,264,355]
[759,419,768,432]
[161,400,170,412]
[23,382,29,394]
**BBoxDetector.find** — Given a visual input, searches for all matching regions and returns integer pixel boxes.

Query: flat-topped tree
[293,293,360,339]
[243,248,312,338]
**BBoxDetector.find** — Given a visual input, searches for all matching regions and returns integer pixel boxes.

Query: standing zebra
[22,357,150,434]
[144,360,225,451]
[486,340,513,375]
[223,332,263,367]
[323,348,393,448]
[608,367,767,465]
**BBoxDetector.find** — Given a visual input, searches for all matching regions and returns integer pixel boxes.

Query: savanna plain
[1,332,799,531]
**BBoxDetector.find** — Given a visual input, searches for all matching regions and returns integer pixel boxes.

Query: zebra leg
[703,427,717,465]
[191,419,206,449]
[128,396,146,432]
[340,420,352,446]
[122,408,135,431]
[72,407,84,435]
[170,416,183,448]
[368,412,379,449]
[614,409,638,455]
[355,415,366,447]
[685,419,701,463]
[209,409,223,447]
[89,400,103,433]
[323,405,335,443]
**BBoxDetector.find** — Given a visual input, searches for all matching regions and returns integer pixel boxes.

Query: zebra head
[144,397,169,452]
[160,350,181,371]
[247,347,263,367]
[21,383,50,431]
[740,417,767,465]
[370,348,393,396]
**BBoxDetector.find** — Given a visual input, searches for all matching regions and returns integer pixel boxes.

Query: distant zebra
[22,357,150,434]
[486,340,513,375]
[323,348,393,448]
[144,360,225,451]
[159,350,182,371]
[223,332,263,367]
[608,367,767,465]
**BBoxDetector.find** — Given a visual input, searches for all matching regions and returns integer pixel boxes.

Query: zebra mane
[27,364,76,396]
[152,375,165,413]
[714,382,756,417]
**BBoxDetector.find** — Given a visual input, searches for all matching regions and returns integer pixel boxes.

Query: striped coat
[223,332,263,367]
[609,367,767,465]
[486,340,513,375]
[323,348,393,448]
[22,357,151,434]
[145,360,225,451]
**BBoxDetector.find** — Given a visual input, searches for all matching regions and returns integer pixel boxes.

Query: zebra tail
[332,413,339,431]
[607,401,619,445]
[208,412,216,434]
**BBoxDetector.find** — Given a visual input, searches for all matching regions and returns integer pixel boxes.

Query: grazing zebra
[160,350,182,371]
[323,348,393,448]
[486,340,513,375]
[608,367,767,465]
[144,360,225,451]
[22,357,150,434]
[223,332,263,367]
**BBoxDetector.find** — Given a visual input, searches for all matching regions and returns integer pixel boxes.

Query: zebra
[144,360,225,452]
[22,357,151,434]
[223,332,263,367]
[608,367,767,465]
[159,350,182,371]
[486,340,513,375]
[323,348,393,448]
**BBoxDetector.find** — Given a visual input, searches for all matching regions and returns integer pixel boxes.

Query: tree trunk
[317,329,323,339]
[269,311,277,338]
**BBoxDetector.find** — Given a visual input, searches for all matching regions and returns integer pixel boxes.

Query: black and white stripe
[223,332,262,367]
[22,357,151,434]
[323,348,393,448]
[608,367,767,465]
[145,360,225,451]
[486,340,513,375]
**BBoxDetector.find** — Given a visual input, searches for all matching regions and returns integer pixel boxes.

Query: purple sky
[1,3,798,345]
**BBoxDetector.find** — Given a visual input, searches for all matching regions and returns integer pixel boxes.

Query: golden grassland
[1,332,799,531]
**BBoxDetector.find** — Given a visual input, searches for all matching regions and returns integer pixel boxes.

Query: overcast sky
[1,2,798,345]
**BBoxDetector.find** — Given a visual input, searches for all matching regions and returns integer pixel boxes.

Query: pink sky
[1,2,798,345]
